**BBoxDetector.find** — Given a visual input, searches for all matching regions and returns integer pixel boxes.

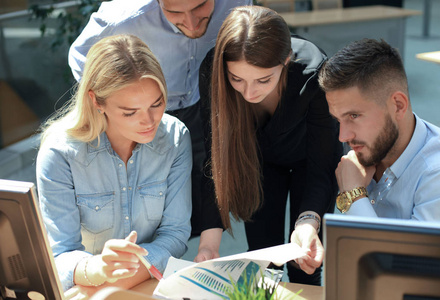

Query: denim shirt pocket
[76,191,115,234]
[139,180,167,221]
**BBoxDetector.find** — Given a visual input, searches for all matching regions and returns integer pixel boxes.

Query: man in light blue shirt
[68,0,251,236]
[318,38,440,221]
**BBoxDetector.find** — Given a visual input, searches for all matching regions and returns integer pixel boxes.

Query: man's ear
[390,91,409,121]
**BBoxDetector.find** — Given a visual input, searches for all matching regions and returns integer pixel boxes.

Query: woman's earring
[97,109,102,114]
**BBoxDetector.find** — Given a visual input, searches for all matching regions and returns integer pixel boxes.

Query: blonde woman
[197,6,342,285]
[37,34,191,297]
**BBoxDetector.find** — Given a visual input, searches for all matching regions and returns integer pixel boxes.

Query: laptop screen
[0,179,64,300]
[324,214,440,300]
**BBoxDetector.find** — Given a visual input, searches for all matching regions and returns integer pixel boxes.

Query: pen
[136,253,164,281]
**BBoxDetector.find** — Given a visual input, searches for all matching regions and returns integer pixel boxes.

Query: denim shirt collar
[85,132,154,158]
[84,118,171,161]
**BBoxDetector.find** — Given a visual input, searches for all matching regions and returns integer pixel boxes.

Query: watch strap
[337,187,368,213]
[346,186,368,201]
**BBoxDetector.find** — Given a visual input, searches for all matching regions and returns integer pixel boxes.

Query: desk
[416,51,440,64]
[279,5,421,57]
[95,279,325,300]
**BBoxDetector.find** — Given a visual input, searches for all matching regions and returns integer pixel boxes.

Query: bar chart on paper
[181,260,261,297]
[155,259,268,299]
[154,244,305,299]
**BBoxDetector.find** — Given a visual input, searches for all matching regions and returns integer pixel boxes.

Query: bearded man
[318,38,440,221]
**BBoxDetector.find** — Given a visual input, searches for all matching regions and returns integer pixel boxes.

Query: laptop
[0,179,64,300]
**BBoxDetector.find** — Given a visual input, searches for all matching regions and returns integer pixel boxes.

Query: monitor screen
[324,214,440,300]
[0,179,64,300]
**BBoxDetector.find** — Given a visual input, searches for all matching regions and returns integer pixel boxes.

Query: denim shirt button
[129,160,134,164]
[119,163,123,167]
[95,206,99,211]
[370,199,376,205]
[125,216,129,220]
[128,187,132,190]
[122,187,126,191]
[159,191,163,196]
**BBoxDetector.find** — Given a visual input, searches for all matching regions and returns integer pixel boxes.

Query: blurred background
[0,0,439,277]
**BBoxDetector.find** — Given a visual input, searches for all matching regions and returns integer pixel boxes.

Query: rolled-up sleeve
[141,126,193,272]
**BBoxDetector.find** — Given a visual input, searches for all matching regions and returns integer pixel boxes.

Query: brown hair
[318,38,409,105]
[210,6,292,230]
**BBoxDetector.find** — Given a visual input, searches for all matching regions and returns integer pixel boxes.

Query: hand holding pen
[82,231,162,285]
[135,252,163,281]
[122,231,164,281]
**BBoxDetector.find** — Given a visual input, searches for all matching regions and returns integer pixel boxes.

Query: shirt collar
[164,16,182,34]
[389,113,426,178]
[159,0,218,35]
[87,132,154,155]
[158,2,183,34]
[87,132,111,154]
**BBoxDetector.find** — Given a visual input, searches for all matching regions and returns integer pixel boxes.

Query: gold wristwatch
[336,187,368,213]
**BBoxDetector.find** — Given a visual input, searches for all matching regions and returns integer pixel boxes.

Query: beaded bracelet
[83,257,104,287]
[295,214,321,234]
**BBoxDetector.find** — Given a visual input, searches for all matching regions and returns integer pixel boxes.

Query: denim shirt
[36,114,192,291]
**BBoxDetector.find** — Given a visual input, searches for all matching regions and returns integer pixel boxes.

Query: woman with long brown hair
[196,6,342,285]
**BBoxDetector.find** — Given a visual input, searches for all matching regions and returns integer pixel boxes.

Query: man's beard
[353,114,399,167]
[177,14,212,39]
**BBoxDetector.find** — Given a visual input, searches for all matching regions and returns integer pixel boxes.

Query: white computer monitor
[324,213,440,300]
[0,179,64,300]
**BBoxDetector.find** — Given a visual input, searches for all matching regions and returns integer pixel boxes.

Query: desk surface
[416,51,440,64]
[279,5,421,27]
[129,279,324,300]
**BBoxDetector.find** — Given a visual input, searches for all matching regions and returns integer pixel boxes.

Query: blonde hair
[210,6,292,230]
[40,34,167,146]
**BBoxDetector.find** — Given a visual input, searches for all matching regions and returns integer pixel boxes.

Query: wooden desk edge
[279,5,421,27]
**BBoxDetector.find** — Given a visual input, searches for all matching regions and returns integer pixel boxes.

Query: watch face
[337,193,352,213]
[336,193,348,212]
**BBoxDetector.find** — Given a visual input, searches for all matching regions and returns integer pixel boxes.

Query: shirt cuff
[346,197,378,217]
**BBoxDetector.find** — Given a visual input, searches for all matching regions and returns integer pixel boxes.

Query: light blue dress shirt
[68,0,251,111]
[36,114,192,291]
[348,114,440,221]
